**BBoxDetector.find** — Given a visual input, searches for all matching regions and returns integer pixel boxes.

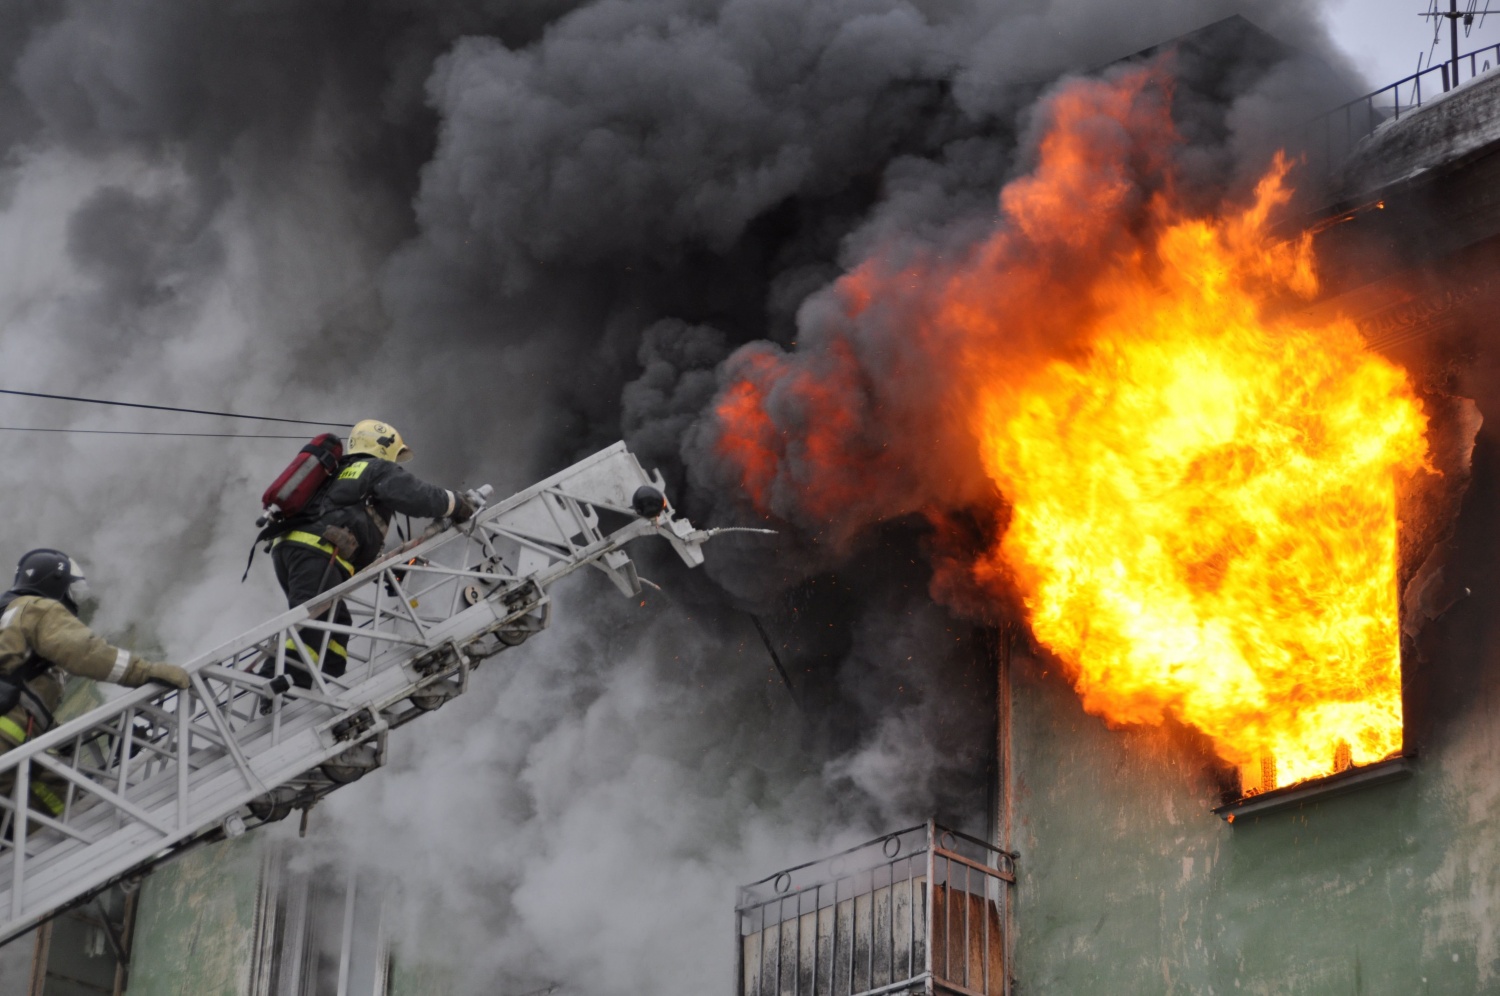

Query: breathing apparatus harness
[244,435,367,581]
[0,591,62,737]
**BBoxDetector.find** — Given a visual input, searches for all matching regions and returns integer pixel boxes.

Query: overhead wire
[0,388,349,428]
[0,427,311,439]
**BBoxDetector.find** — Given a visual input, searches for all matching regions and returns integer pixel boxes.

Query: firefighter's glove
[141,662,190,690]
[451,492,479,524]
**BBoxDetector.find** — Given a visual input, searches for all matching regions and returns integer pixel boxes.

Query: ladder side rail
[0,443,705,943]
[0,549,462,876]
[0,447,681,924]
[1,571,532,932]
[16,718,382,925]
[0,609,447,932]
[0,443,659,780]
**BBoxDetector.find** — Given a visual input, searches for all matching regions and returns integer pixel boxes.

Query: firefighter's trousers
[269,539,354,687]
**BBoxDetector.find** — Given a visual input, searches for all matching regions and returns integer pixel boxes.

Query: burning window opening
[1206,387,1480,815]
[737,822,1016,996]
[969,155,1428,801]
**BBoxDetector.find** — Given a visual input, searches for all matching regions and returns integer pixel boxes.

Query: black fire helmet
[12,549,89,613]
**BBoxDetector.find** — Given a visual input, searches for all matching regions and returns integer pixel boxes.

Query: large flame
[973,166,1429,791]
[713,67,1431,792]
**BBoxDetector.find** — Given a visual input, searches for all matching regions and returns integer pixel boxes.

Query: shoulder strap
[303,457,376,519]
[0,593,58,729]
[243,518,291,582]
[244,462,368,583]
[14,664,55,730]
[338,458,382,499]
[0,591,21,630]
[0,594,49,679]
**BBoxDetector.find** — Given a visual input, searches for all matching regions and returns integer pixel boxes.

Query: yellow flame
[974,161,1429,790]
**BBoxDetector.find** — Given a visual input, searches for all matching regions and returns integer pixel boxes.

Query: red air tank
[260,433,344,522]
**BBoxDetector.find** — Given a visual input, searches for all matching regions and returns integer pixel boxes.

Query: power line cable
[0,388,349,428]
[0,427,312,439]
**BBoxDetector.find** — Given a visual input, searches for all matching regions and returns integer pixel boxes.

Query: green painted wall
[1009,647,1494,995]
[124,838,263,996]
[389,957,458,996]
[387,898,461,996]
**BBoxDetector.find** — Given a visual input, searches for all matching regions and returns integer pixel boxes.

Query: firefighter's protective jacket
[0,595,161,746]
[300,454,455,569]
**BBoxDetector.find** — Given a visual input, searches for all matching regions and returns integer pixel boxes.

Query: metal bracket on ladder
[0,442,746,944]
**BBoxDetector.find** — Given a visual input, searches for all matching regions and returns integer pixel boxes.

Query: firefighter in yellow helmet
[262,420,477,688]
[0,549,189,817]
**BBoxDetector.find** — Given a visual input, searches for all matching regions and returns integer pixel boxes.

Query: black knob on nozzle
[631,485,667,519]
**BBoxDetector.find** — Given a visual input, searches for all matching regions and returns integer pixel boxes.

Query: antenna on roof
[1421,0,1500,90]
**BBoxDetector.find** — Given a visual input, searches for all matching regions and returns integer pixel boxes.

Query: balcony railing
[736,821,1016,996]
[1294,42,1500,180]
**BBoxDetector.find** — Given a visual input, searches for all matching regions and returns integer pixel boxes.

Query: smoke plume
[0,0,1362,990]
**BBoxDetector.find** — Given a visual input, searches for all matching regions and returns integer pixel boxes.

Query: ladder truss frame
[0,442,720,944]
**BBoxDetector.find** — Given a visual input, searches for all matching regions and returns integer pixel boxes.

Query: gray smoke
[622,318,732,481]
[0,0,1364,991]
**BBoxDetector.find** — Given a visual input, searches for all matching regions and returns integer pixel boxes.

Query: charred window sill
[1212,754,1417,823]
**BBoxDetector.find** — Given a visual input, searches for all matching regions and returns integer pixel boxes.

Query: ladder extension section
[0,442,724,944]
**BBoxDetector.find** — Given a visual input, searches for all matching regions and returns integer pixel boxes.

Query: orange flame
[713,67,1431,791]
[975,164,1428,788]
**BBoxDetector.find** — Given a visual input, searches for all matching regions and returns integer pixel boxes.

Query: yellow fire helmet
[347,419,413,463]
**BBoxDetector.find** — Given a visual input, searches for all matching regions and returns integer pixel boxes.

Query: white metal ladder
[0,442,730,944]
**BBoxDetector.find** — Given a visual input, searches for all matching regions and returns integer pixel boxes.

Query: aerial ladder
[0,442,746,944]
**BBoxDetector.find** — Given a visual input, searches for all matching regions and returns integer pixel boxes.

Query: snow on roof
[1339,68,1500,196]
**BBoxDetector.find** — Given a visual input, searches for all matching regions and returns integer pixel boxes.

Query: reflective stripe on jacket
[273,530,356,577]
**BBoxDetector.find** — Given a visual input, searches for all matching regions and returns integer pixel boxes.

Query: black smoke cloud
[0,0,1361,991]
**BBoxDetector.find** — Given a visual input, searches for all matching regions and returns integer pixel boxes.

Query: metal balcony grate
[736,821,1016,996]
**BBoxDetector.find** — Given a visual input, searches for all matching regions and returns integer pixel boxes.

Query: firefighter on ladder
[262,419,477,690]
[0,549,189,819]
